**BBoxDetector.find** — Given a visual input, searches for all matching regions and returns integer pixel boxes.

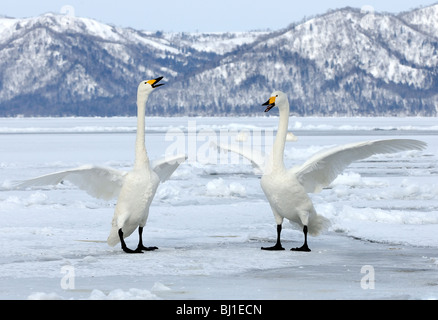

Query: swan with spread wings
[215,91,427,252]
[15,77,187,254]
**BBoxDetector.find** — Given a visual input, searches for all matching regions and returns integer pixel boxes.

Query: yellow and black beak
[147,76,165,88]
[262,96,276,112]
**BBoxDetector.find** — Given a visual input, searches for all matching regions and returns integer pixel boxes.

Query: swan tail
[307,212,331,236]
[107,227,120,247]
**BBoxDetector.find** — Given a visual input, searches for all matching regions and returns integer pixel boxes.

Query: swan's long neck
[268,100,289,172]
[134,93,150,169]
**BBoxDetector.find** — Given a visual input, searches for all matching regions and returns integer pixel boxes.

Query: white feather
[13,154,188,201]
[13,165,126,201]
[13,78,187,252]
[293,139,428,193]
[216,91,427,250]
[152,154,188,182]
[211,141,266,174]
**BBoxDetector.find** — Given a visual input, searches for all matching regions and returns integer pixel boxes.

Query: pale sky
[1,0,436,32]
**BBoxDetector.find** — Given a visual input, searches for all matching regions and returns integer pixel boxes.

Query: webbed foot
[291,244,311,252]
[261,244,285,251]
[136,245,158,252]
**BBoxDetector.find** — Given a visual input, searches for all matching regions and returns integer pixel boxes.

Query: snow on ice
[0,116,437,300]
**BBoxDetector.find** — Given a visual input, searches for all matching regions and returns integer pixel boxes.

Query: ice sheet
[0,117,437,300]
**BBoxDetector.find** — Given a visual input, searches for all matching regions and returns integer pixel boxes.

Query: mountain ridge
[0,4,437,117]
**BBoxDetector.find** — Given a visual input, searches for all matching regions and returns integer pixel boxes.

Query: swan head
[262,91,288,113]
[138,76,165,96]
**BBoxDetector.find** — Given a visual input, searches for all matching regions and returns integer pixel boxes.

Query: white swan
[216,91,427,252]
[15,77,187,253]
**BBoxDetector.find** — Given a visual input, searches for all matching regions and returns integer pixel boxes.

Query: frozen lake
[0,116,437,300]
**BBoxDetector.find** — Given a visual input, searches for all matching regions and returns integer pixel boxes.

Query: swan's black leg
[261,224,285,251]
[118,228,143,254]
[291,226,311,252]
[136,227,158,252]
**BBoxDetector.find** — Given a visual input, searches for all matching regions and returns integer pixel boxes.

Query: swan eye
[276,95,279,97]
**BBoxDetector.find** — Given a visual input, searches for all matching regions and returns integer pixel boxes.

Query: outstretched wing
[211,141,266,174]
[13,154,187,199]
[13,165,127,200]
[152,154,188,182]
[292,139,427,193]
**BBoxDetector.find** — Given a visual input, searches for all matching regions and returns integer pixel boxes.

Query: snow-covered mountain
[0,4,437,116]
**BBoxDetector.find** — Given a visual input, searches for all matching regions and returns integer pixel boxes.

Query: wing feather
[292,139,427,193]
[13,165,127,200]
[152,154,187,182]
[13,153,187,200]
[211,141,266,173]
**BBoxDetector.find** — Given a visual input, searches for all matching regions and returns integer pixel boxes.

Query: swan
[215,91,427,252]
[15,77,187,253]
